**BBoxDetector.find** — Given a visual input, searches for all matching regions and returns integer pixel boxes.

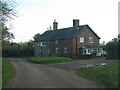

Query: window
[82,49,86,54]
[88,49,90,53]
[64,48,68,53]
[48,49,50,53]
[89,37,94,43]
[55,40,59,44]
[36,42,40,45]
[80,37,84,43]
[40,42,43,46]
[82,48,91,55]
[55,48,59,53]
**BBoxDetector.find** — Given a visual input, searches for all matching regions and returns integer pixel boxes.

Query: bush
[106,39,118,60]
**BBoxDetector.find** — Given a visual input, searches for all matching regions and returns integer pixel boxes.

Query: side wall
[34,41,52,56]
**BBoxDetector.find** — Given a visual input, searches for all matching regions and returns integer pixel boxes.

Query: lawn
[76,62,119,88]
[27,56,74,64]
[0,58,2,89]
[2,58,14,88]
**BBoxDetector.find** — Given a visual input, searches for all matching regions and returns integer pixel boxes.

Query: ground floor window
[82,48,91,55]
[64,48,68,53]
[82,48,105,55]
[55,48,59,53]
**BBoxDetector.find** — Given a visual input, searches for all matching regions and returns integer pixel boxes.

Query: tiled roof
[35,25,100,41]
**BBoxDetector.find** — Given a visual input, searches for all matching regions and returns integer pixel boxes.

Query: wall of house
[34,27,100,57]
[51,39,73,57]
[72,27,100,56]
[34,41,52,56]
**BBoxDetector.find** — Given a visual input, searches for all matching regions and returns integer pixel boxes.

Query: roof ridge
[57,24,87,30]
[46,24,87,32]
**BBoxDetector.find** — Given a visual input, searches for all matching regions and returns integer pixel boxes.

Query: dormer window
[55,40,59,44]
[89,37,94,43]
[80,37,84,43]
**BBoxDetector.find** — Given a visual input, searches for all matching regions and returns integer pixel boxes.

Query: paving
[8,58,106,88]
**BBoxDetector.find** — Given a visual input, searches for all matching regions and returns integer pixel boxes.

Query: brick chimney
[73,19,79,26]
[53,20,58,30]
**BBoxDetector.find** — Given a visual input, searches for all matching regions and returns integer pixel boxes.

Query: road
[8,58,103,88]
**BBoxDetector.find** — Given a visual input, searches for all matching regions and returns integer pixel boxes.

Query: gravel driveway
[48,60,118,70]
[8,58,104,88]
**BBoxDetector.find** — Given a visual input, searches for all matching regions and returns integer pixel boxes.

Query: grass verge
[76,62,119,88]
[27,56,74,64]
[0,58,2,89]
[2,58,13,88]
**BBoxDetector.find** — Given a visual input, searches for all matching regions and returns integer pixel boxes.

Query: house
[34,19,106,57]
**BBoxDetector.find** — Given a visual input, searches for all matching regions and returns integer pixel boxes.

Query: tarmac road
[8,58,103,88]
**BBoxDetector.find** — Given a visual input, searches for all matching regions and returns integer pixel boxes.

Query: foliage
[2,40,34,57]
[106,38,119,60]
[0,0,18,43]
[27,56,74,64]
[76,62,119,88]
[33,33,41,40]
[2,58,13,88]
[2,26,14,43]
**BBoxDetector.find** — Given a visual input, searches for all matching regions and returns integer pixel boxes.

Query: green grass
[2,58,14,88]
[76,62,119,88]
[0,58,2,89]
[28,56,74,64]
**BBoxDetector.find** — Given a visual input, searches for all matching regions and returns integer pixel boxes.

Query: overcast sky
[11,0,119,43]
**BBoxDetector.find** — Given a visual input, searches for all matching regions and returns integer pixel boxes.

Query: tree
[106,38,118,60]
[0,0,17,43]
[33,33,41,40]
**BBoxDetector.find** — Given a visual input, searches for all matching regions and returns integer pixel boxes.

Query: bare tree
[0,0,18,43]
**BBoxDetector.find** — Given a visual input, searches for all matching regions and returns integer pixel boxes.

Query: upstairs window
[89,37,94,43]
[64,48,68,53]
[55,40,59,44]
[80,37,84,43]
[40,42,43,46]
[55,48,59,53]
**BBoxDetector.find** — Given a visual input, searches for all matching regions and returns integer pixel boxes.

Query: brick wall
[51,39,73,57]
[34,27,100,57]
[72,27,100,56]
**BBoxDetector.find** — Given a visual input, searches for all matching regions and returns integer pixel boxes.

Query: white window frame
[64,48,68,53]
[55,40,59,44]
[82,48,91,55]
[80,37,84,43]
[55,48,59,53]
[89,37,94,43]
[40,42,43,46]
[82,49,86,54]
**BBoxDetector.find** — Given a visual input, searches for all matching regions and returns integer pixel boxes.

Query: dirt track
[8,58,105,88]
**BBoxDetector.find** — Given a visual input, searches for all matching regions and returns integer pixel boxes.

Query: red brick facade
[50,27,99,57]
[34,20,101,57]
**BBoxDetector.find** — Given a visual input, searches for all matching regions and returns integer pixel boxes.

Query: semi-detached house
[34,19,106,57]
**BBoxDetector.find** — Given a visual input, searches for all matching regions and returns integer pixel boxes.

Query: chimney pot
[73,19,79,26]
[53,20,58,30]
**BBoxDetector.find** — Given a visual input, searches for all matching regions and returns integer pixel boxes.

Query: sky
[11,0,119,43]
